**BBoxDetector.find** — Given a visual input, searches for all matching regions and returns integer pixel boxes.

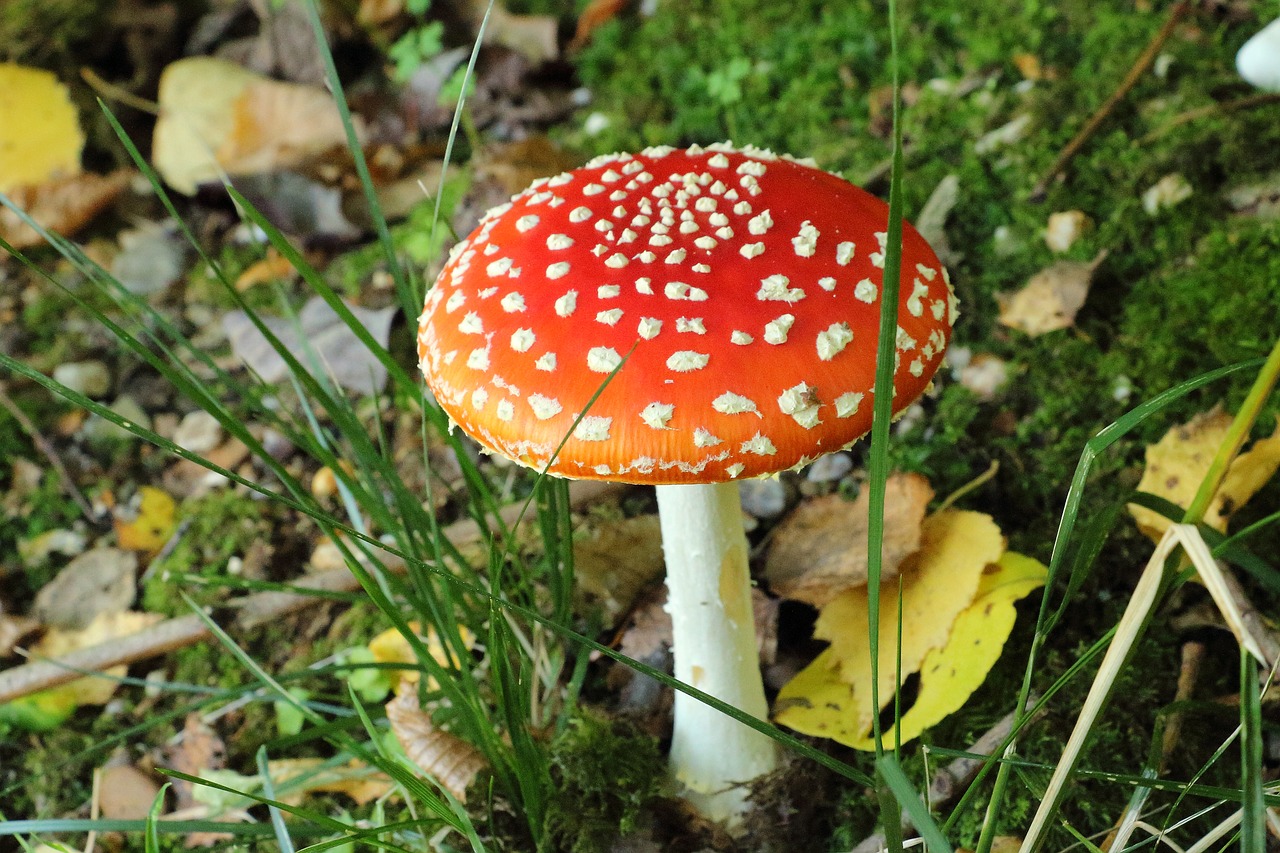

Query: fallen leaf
[114,486,179,556]
[152,57,358,195]
[574,514,665,621]
[0,610,165,730]
[234,248,298,291]
[458,0,559,64]
[222,295,397,395]
[996,251,1106,336]
[99,763,163,820]
[367,621,476,691]
[33,546,138,629]
[570,0,629,51]
[1129,408,1280,541]
[913,174,960,265]
[0,63,84,193]
[385,690,487,802]
[192,758,392,810]
[165,714,227,810]
[764,473,934,606]
[0,170,132,250]
[775,537,1038,751]
[806,510,1005,739]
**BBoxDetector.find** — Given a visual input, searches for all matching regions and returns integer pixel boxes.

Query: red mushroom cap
[418,143,956,484]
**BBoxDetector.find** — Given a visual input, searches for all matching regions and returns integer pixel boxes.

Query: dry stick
[851,696,1044,853]
[1029,0,1191,201]
[1141,92,1280,143]
[1159,640,1205,774]
[0,381,99,523]
[0,480,624,704]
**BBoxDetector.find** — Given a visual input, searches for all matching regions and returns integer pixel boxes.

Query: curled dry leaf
[113,486,178,556]
[385,690,486,802]
[764,472,934,607]
[996,251,1106,336]
[1129,407,1280,542]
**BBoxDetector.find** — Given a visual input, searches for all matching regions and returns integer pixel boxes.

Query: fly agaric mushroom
[417,142,955,824]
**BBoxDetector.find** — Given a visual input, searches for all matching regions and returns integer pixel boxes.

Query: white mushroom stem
[656,481,779,825]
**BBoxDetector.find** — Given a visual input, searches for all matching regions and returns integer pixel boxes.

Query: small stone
[81,395,152,443]
[806,452,854,484]
[739,478,788,519]
[173,411,223,454]
[33,546,137,629]
[959,353,1010,401]
[52,360,111,398]
[1043,210,1089,253]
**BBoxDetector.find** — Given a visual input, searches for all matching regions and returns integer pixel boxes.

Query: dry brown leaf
[98,763,162,820]
[166,714,228,810]
[764,472,934,606]
[458,0,558,64]
[234,249,298,291]
[0,170,132,250]
[570,0,629,51]
[574,514,665,621]
[385,690,486,802]
[997,251,1105,336]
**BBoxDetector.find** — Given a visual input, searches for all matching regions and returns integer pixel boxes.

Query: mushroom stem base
[657,481,778,825]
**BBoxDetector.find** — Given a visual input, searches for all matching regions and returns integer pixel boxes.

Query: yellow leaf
[368,621,475,690]
[1129,409,1280,541]
[26,611,164,712]
[776,552,1046,749]
[114,486,178,555]
[152,57,356,195]
[0,63,84,193]
[814,510,1004,737]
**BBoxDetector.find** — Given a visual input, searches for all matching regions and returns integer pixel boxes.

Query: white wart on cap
[418,143,957,484]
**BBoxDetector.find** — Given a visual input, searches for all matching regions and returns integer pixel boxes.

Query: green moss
[541,711,664,853]
[143,490,274,616]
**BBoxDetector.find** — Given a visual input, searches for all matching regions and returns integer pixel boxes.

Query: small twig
[0,380,99,524]
[1160,640,1206,774]
[1030,0,1191,200]
[0,480,624,704]
[1141,92,1280,143]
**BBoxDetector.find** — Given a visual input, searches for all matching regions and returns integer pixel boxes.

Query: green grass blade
[877,755,954,853]
[1240,650,1265,853]
[257,746,299,853]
